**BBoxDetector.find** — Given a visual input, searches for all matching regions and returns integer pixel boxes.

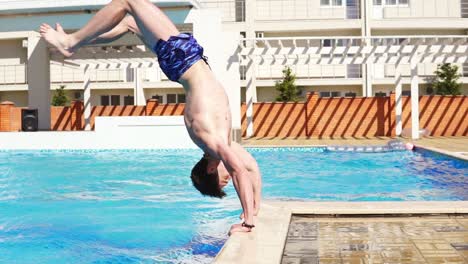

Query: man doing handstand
[39,0,261,235]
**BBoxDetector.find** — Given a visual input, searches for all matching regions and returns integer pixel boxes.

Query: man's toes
[56,23,65,33]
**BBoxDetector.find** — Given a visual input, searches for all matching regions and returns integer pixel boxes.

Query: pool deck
[214,137,468,263]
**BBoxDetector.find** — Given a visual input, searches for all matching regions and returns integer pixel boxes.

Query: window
[322,39,348,48]
[167,94,177,104]
[100,95,110,106]
[322,39,333,47]
[331,91,341,97]
[345,92,357,97]
[375,0,409,6]
[124,96,134,106]
[177,94,186,103]
[402,91,411,96]
[321,0,343,6]
[375,92,387,97]
[240,65,247,80]
[74,92,82,100]
[152,95,163,103]
[111,95,120,106]
[320,91,331,98]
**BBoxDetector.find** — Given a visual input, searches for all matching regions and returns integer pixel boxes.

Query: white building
[201,0,468,101]
[0,0,467,135]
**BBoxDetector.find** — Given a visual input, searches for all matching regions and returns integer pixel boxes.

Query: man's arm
[231,142,261,218]
[212,141,255,228]
[252,162,262,215]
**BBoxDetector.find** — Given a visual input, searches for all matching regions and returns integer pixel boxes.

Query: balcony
[240,63,362,87]
[200,0,245,22]
[371,0,468,29]
[0,64,27,85]
[255,0,360,21]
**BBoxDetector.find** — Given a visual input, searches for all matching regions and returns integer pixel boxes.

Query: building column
[83,65,91,131]
[134,68,145,106]
[27,33,50,130]
[395,64,403,136]
[246,55,257,138]
[363,64,373,97]
[410,58,420,139]
[245,0,256,39]
[361,0,372,97]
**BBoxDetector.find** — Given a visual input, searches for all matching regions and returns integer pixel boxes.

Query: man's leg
[40,0,179,56]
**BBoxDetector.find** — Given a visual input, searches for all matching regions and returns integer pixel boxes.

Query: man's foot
[39,23,74,57]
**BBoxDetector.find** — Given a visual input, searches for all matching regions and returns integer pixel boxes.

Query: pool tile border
[214,201,468,264]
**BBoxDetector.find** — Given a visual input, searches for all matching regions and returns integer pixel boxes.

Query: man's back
[180,60,232,154]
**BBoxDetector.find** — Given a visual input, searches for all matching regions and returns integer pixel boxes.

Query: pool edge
[213,201,468,264]
[415,144,468,161]
[214,201,468,264]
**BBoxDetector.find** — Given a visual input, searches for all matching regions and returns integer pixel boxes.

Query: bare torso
[179,60,232,156]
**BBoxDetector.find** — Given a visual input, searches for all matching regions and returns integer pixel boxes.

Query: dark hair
[191,157,226,199]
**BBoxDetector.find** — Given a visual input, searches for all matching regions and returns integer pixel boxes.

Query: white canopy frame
[50,44,157,130]
[239,35,468,139]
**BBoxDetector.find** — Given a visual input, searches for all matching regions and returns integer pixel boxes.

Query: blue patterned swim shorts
[153,33,208,83]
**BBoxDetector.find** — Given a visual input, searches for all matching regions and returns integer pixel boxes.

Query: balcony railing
[248,64,361,80]
[200,0,245,22]
[50,64,171,84]
[0,64,27,85]
[51,65,126,83]
[255,0,360,21]
[372,0,463,19]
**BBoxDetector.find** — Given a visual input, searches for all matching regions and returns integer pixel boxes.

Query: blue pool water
[0,148,466,263]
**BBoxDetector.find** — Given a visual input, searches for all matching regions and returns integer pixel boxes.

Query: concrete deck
[242,137,468,153]
[214,137,468,263]
[283,214,468,263]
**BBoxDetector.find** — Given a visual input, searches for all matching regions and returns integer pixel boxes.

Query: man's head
[191,154,227,198]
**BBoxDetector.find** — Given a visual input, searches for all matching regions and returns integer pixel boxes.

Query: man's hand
[228,223,252,236]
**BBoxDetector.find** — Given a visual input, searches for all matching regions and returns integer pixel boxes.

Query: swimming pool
[0,148,466,263]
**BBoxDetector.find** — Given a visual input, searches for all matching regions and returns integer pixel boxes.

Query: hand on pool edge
[228,223,252,236]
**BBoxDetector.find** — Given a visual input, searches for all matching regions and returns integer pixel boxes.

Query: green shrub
[52,85,70,106]
[275,66,302,102]
[432,63,462,95]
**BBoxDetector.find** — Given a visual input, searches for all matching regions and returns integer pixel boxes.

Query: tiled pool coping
[215,143,468,264]
[214,201,468,264]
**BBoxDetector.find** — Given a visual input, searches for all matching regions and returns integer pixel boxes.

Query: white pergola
[51,45,157,130]
[240,35,468,139]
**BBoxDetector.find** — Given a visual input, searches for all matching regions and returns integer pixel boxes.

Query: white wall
[263,29,361,37]
[383,63,464,78]
[50,64,126,83]
[0,116,197,150]
[255,0,347,21]
[380,0,461,19]
[0,40,27,84]
[257,64,347,80]
[0,39,27,65]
